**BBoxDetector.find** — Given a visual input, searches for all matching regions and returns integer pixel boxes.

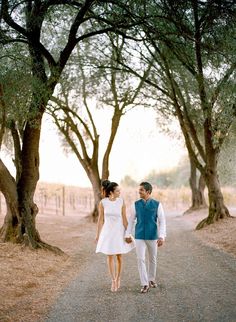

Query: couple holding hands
[95,181,166,294]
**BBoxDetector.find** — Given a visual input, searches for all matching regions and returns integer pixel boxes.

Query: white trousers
[135,239,157,286]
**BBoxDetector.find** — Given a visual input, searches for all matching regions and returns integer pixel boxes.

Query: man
[125,182,166,294]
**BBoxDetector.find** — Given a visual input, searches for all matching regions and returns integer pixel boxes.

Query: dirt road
[45,213,236,322]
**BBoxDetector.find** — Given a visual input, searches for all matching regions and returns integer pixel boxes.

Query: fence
[35,183,95,216]
[0,184,189,217]
[0,184,235,217]
[0,183,95,217]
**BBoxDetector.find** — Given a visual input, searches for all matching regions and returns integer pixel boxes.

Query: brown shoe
[149,281,157,288]
[140,285,149,293]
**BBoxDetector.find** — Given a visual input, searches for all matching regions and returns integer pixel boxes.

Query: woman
[95,181,135,292]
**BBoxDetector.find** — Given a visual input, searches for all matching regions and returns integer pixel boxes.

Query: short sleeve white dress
[96,197,135,255]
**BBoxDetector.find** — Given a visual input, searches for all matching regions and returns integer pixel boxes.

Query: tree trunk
[198,173,207,208]
[0,200,19,242]
[0,160,20,242]
[196,153,230,229]
[88,169,101,222]
[91,182,102,222]
[0,83,6,148]
[102,110,122,179]
[184,157,207,213]
[16,116,42,247]
[0,121,62,253]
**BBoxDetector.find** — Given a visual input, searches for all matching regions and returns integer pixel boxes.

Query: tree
[0,0,139,247]
[49,33,151,220]
[155,102,207,211]
[0,48,35,244]
[116,0,236,228]
[155,0,236,228]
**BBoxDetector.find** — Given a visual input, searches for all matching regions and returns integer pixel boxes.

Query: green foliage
[144,156,190,188]
[0,43,31,148]
[218,121,236,186]
[121,156,191,188]
[49,32,147,157]
[117,0,236,180]
[120,175,138,187]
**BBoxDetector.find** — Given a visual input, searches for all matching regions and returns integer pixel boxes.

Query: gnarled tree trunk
[0,123,62,252]
[87,167,101,222]
[198,173,207,208]
[91,180,102,222]
[196,152,230,229]
[0,160,19,242]
[184,157,207,213]
[16,115,43,247]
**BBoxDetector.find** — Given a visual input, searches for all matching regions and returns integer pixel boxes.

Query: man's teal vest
[135,198,159,240]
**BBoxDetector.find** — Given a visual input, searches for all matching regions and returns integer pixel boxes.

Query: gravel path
[45,213,236,322]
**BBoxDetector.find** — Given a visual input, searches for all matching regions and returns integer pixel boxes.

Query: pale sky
[37,107,186,187]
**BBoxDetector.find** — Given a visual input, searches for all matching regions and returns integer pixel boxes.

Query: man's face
[139,186,150,200]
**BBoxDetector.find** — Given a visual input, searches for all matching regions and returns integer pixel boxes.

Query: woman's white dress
[96,197,135,255]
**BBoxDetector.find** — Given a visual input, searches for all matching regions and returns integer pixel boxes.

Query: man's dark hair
[140,182,152,194]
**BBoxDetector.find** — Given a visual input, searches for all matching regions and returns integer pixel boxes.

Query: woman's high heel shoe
[111,279,117,292]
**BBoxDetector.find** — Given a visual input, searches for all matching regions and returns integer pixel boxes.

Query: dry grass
[0,213,96,322]
[183,208,236,258]
[0,244,69,322]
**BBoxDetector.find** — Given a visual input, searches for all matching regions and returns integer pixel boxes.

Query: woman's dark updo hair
[101,180,110,190]
[105,182,118,197]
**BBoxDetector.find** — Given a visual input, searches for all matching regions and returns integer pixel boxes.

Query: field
[0,184,236,321]
[1,182,235,216]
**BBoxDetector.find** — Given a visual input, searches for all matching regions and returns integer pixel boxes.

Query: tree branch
[50,109,85,165]
[56,0,95,72]
[10,121,22,183]
[50,97,94,143]
[124,57,154,108]
[1,0,28,37]
[78,59,98,140]
[0,83,6,149]
[211,62,236,107]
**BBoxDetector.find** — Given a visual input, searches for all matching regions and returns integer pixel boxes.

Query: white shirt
[125,201,166,240]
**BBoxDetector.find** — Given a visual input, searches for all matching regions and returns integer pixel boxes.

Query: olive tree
[0,0,139,247]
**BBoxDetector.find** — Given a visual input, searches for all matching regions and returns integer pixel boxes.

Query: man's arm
[157,202,166,246]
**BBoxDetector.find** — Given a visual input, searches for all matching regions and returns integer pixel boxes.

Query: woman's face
[111,186,120,198]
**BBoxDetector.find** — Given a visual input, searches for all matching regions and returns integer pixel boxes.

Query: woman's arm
[125,204,136,238]
[95,201,104,242]
[121,201,128,230]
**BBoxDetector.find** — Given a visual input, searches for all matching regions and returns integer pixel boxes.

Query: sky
[37,106,186,187]
[1,105,186,187]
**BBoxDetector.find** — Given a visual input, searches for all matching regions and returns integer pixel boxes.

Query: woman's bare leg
[116,254,122,289]
[107,255,117,291]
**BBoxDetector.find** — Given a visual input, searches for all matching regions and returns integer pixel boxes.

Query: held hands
[157,238,164,247]
[125,237,133,244]
[125,236,163,245]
